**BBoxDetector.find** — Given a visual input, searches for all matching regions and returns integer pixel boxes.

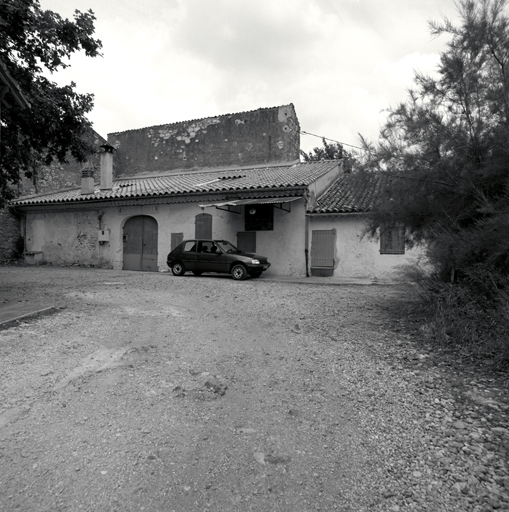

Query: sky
[39,0,460,154]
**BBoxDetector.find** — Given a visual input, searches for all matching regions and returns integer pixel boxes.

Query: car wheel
[192,271,203,276]
[249,271,262,278]
[171,262,186,276]
[231,264,247,281]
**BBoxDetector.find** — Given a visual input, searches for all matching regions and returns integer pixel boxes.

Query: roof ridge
[114,159,301,181]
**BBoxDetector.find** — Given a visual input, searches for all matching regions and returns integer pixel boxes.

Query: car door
[180,240,198,271]
[195,241,226,273]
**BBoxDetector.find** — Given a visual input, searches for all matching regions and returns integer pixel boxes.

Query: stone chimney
[100,144,114,190]
[80,168,95,195]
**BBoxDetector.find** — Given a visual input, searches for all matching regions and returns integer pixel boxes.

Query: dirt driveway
[0,266,508,512]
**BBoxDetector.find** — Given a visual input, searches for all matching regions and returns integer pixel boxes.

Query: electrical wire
[299,130,365,151]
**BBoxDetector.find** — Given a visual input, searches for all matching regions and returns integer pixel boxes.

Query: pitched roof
[11,161,339,206]
[309,171,382,214]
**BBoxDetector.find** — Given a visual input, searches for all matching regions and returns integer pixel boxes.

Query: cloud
[170,0,325,76]
[38,0,460,151]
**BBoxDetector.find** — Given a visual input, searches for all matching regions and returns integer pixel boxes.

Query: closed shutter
[195,213,212,238]
[237,231,256,252]
[311,229,335,268]
[380,226,405,254]
[171,232,184,250]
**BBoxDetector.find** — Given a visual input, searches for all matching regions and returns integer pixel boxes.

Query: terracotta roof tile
[11,161,339,206]
[310,172,382,214]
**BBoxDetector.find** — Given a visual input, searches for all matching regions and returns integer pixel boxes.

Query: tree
[363,0,509,284]
[301,138,356,172]
[0,0,102,204]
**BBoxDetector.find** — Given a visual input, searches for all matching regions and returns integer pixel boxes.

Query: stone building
[10,104,422,278]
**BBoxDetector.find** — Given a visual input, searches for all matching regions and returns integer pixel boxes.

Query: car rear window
[183,241,197,252]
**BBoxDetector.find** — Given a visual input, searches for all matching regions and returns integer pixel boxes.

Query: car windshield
[217,241,240,253]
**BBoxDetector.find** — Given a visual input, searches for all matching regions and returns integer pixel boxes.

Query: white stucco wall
[308,214,425,279]
[23,198,308,276]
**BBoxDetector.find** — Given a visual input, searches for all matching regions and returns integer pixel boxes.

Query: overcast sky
[39,0,459,154]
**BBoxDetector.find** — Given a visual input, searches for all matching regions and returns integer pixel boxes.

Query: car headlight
[251,259,260,265]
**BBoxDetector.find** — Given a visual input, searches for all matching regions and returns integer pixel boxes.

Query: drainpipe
[304,197,310,277]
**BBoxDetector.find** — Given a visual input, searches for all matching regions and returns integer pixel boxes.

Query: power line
[299,130,365,151]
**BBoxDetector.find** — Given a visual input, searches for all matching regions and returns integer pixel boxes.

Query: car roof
[182,239,229,242]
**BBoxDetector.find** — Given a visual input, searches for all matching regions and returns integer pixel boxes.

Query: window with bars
[380,225,405,254]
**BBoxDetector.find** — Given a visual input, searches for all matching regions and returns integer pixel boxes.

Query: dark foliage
[362,0,509,365]
[363,0,509,283]
[0,0,102,204]
[301,138,356,172]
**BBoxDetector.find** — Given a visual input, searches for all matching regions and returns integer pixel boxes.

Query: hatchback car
[166,239,270,280]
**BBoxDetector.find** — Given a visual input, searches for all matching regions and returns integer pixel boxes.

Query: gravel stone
[0,266,507,512]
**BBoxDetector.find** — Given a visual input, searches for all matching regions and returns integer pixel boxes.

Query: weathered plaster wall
[0,208,20,259]
[307,162,342,210]
[101,199,307,275]
[25,210,100,266]
[108,105,300,178]
[22,197,308,275]
[309,215,425,279]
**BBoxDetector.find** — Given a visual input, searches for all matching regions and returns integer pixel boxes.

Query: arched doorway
[122,216,158,272]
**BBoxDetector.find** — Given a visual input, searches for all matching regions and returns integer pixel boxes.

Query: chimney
[100,144,114,190]
[80,168,95,195]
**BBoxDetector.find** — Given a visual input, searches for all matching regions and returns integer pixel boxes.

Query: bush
[398,264,509,369]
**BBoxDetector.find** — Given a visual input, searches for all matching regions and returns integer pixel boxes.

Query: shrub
[398,264,509,370]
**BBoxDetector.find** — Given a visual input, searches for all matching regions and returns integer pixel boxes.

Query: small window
[183,241,197,253]
[245,204,273,231]
[380,225,405,254]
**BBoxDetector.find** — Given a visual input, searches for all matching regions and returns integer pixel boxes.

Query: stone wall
[20,131,106,196]
[0,208,21,260]
[108,105,300,178]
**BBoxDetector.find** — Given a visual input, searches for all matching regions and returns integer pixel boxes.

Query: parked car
[166,239,271,280]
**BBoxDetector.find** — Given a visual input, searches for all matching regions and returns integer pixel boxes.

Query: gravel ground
[0,265,508,512]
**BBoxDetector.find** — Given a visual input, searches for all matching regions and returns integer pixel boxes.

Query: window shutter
[171,232,184,250]
[380,226,405,254]
[237,232,256,252]
[195,213,212,238]
[310,230,335,267]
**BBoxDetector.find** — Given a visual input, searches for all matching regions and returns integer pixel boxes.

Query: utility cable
[299,130,365,151]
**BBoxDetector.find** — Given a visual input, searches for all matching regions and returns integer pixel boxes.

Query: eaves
[12,186,309,212]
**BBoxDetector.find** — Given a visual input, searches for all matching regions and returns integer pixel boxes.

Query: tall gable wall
[108,104,300,178]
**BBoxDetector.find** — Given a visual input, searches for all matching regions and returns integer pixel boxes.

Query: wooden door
[123,216,158,272]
